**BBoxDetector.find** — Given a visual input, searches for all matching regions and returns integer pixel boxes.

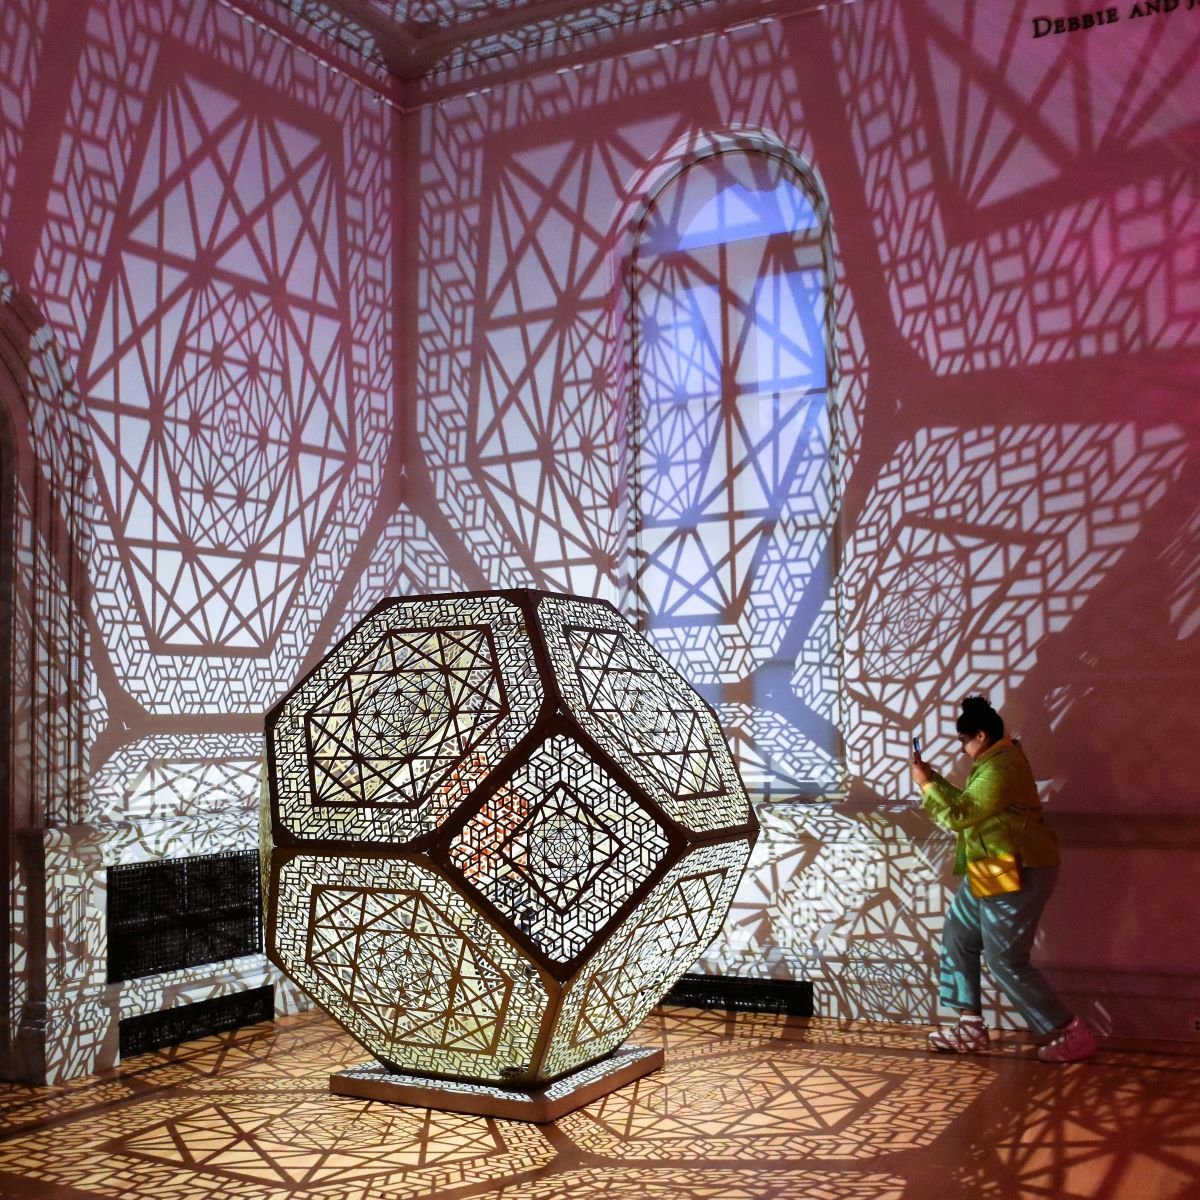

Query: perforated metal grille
[107,851,262,982]
[118,986,275,1058]
[662,974,814,1017]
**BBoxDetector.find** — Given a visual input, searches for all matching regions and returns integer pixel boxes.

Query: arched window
[630,147,841,799]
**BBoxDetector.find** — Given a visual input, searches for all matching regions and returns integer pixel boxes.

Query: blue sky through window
[675,178,819,251]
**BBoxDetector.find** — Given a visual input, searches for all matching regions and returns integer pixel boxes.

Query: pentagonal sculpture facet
[264,589,758,1104]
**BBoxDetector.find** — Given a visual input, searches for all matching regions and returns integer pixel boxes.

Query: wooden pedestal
[330,1043,664,1124]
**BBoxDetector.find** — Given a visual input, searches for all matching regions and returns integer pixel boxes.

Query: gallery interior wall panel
[0,0,397,1080]
[830,0,1200,374]
[25,0,398,715]
[0,0,1196,1079]
[412,0,1200,1037]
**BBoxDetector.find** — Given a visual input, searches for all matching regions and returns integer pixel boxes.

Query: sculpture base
[330,1043,664,1124]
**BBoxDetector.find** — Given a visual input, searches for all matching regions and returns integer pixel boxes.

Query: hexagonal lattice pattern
[266,589,756,1085]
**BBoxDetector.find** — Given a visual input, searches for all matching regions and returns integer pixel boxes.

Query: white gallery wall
[0,0,1197,1079]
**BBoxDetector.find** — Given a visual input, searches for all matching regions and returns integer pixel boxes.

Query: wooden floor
[0,1008,1197,1199]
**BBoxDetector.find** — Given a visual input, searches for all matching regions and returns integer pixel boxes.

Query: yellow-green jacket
[920,738,1059,876]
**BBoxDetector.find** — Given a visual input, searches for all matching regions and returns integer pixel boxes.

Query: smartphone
[912,736,922,755]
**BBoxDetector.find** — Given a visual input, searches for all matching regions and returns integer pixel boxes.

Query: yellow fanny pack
[967,853,1021,898]
[966,806,1030,899]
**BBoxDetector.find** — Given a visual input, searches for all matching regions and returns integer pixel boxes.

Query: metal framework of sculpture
[263,589,757,1096]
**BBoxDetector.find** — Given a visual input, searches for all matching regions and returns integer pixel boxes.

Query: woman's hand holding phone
[910,735,933,791]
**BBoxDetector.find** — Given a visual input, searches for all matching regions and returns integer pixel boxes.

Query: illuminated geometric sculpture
[264,589,757,1117]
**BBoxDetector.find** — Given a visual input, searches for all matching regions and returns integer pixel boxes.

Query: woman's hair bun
[957,694,1004,741]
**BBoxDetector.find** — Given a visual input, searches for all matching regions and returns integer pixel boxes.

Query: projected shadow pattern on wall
[265,589,757,1084]
[37,1,394,714]
[1,0,1198,1087]
[408,4,1199,1031]
[0,0,399,1083]
[631,146,843,798]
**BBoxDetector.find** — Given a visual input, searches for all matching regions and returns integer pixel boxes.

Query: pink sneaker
[928,1017,989,1054]
[1037,1016,1097,1063]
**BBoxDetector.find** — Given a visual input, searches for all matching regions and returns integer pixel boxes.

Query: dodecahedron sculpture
[264,589,758,1086]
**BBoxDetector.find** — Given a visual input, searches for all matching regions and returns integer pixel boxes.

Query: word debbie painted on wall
[1031,0,1198,38]
[1032,7,1117,36]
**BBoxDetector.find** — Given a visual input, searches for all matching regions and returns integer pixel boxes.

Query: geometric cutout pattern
[449,733,671,965]
[266,588,755,1084]
[306,626,505,809]
[275,853,547,1079]
[541,839,751,1078]
[270,594,543,844]
[538,596,747,833]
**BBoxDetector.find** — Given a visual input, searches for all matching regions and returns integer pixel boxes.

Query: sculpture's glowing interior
[265,589,757,1084]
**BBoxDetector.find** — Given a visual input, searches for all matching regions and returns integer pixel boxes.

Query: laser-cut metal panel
[541,838,752,1078]
[269,593,543,844]
[537,595,751,835]
[274,852,550,1079]
[265,589,756,1084]
[447,733,672,966]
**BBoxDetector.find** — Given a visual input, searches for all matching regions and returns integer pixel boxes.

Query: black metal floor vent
[661,974,814,1017]
[119,986,275,1058]
[107,850,262,982]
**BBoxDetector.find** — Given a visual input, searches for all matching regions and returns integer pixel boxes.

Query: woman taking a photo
[911,695,1096,1063]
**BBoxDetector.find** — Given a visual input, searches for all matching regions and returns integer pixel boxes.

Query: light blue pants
[939,865,1071,1036]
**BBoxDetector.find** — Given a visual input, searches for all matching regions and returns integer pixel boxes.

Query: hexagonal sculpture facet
[265,590,758,1086]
